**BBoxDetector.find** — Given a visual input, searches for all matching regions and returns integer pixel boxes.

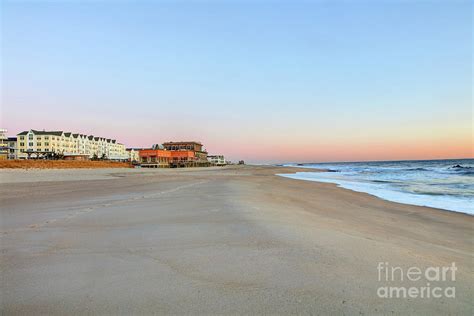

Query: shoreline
[277,172,474,217]
[1,165,472,313]
[276,164,474,216]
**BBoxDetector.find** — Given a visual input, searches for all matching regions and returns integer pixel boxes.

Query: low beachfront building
[139,149,171,168]
[139,140,214,168]
[162,141,210,166]
[139,148,200,168]
[16,129,128,160]
[0,129,18,160]
[170,150,197,167]
[163,141,208,164]
[126,148,142,163]
[208,155,226,166]
[6,137,17,159]
[163,141,203,151]
[0,129,8,160]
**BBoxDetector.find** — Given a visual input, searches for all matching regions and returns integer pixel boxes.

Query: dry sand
[0,165,472,314]
[0,160,131,169]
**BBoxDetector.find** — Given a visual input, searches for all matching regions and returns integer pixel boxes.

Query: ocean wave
[278,172,474,215]
[279,159,474,214]
[455,170,474,175]
[404,167,429,171]
[371,180,395,183]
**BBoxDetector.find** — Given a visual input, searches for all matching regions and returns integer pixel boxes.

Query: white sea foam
[278,159,474,215]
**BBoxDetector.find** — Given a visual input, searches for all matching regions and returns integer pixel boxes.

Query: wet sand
[0,165,472,314]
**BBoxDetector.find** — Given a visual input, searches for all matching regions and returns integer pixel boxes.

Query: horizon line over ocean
[278,158,474,215]
[276,157,474,166]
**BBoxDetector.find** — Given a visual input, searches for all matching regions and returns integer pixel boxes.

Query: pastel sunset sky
[1,0,472,163]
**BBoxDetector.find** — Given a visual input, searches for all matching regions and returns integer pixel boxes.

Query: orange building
[139,149,171,168]
[140,141,212,168]
[139,148,198,168]
[163,141,208,163]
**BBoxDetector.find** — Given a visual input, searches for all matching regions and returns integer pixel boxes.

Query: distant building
[0,129,8,160]
[7,137,17,159]
[16,129,128,160]
[208,155,226,166]
[163,141,203,152]
[0,129,19,160]
[139,149,171,168]
[139,148,202,168]
[163,141,208,164]
[170,150,197,168]
[139,141,212,168]
[126,148,142,163]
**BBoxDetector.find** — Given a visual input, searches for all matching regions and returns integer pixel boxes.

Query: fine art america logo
[377,262,457,299]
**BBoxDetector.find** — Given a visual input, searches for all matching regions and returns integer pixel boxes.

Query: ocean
[278,159,474,215]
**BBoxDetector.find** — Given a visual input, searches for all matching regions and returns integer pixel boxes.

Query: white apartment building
[0,128,19,159]
[126,148,141,163]
[208,155,226,166]
[0,128,8,160]
[6,137,18,159]
[17,129,128,160]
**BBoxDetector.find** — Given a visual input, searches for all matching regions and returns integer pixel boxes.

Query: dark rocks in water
[451,164,472,169]
[297,163,304,166]
[326,169,339,172]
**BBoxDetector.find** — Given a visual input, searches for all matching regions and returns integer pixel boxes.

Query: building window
[37,143,42,146]
[20,142,25,146]
[45,142,49,146]
[28,135,33,140]
[20,136,24,140]
[28,142,33,146]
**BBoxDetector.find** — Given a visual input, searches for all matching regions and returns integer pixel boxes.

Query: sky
[1,0,472,163]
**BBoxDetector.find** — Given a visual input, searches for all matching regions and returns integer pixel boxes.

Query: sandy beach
[0,165,472,314]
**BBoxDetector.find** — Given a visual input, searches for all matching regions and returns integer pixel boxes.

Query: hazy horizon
[2,0,472,163]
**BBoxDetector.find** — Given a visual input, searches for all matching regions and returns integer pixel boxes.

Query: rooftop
[163,141,202,145]
[16,129,121,143]
[127,147,148,151]
[18,130,63,136]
